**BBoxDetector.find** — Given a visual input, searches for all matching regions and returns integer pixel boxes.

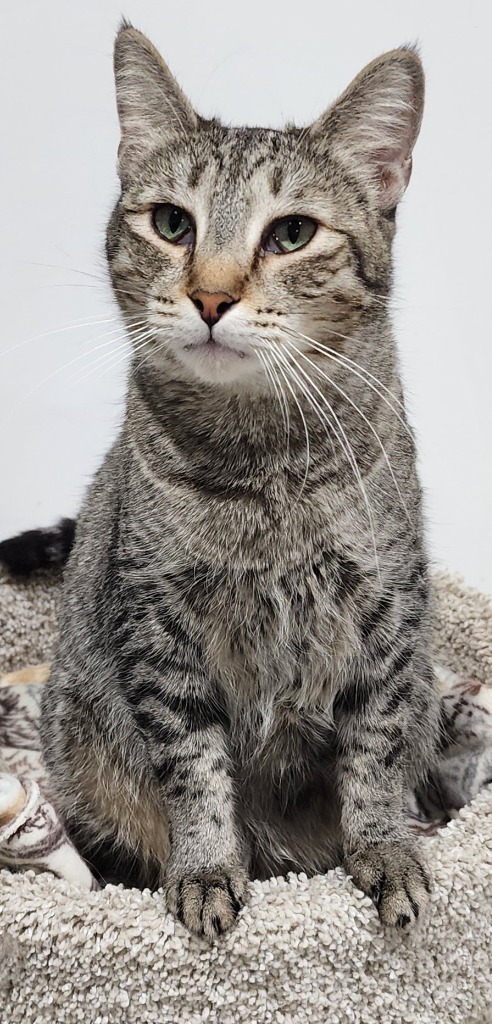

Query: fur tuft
[117,16,134,33]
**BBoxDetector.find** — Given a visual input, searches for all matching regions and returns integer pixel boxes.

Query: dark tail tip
[0,518,76,576]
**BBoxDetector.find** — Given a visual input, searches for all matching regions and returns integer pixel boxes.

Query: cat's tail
[0,518,76,576]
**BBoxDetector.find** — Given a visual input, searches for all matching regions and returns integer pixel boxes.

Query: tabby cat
[20,24,443,940]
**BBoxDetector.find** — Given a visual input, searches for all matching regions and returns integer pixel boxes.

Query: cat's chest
[199,556,360,705]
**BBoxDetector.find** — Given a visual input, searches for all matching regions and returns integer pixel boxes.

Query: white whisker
[284,324,409,423]
[272,342,341,461]
[0,321,148,428]
[258,349,290,446]
[78,330,157,386]
[267,349,311,499]
[72,325,154,386]
[0,313,143,361]
[281,334,411,523]
[132,334,161,374]
[57,320,147,383]
[273,341,380,579]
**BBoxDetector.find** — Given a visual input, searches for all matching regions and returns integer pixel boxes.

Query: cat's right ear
[113,21,197,181]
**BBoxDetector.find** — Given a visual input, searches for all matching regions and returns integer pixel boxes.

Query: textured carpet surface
[0,567,491,1024]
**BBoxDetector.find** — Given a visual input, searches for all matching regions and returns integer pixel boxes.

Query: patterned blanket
[1,661,491,890]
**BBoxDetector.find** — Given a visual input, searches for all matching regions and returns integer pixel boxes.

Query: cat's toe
[345,843,431,929]
[165,865,249,941]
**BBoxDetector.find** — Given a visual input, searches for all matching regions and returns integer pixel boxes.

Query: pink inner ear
[375,149,413,210]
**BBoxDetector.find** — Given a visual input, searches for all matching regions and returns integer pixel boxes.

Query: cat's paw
[345,843,431,929]
[165,865,249,941]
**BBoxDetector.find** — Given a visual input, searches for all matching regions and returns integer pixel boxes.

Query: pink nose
[190,290,236,327]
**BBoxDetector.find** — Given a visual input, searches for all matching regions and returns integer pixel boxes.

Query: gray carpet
[0,567,491,1024]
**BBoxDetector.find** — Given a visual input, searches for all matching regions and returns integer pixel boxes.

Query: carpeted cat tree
[0,566,491,1024]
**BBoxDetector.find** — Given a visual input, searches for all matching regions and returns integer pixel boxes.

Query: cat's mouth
[183,337,246,360]
[174,322,260,383]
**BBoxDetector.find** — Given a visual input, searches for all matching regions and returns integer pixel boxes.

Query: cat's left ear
[310,48,424,211]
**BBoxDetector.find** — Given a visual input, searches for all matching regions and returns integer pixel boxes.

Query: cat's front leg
[334,656,436,929]
[162,724,249,941]
[131,668,249,941]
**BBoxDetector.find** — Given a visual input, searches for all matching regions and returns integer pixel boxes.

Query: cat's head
[107,22,424,388]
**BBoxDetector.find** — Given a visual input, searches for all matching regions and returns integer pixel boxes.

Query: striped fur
[41,25,440,940]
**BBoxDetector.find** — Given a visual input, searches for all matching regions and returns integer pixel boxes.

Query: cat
[3,22,441,942]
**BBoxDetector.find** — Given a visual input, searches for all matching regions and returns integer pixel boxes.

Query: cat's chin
[175,339,260,386]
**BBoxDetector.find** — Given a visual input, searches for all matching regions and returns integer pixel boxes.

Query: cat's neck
[123,357,397,571]
[126,358,338,482]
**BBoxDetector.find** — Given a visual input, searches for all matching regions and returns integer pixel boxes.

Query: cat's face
[107,25,424,388]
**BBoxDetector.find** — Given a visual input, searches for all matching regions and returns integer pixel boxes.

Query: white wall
[1,0,491,593]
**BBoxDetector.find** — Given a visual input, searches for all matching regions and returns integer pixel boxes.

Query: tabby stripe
[167,781,187,799]
[334,556,362,603]
[403,881,420,919]
[360,595,393,639]
[372,871,388,908]
[198,884,207,929]
[384,738,405,769]
[163,690,230,732]
[133,709,183,746]
[226,881,243,914]
[176,881,185,924]
[154,755,181,782]
[344,231,386,294]
[416,863,431,894]
[387,646,414,679]
[383,683,411,714]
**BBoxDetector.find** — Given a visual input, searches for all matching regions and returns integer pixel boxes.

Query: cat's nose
[190,290,236,327]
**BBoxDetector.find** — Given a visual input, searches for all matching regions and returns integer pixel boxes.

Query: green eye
[264,216,317,254]
[152,204,195,245]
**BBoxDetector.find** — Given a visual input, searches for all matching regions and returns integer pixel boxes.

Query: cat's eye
[263,216,317,255]
[152,204,195,246]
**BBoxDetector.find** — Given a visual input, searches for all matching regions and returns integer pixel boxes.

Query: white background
[1,0,491,593]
